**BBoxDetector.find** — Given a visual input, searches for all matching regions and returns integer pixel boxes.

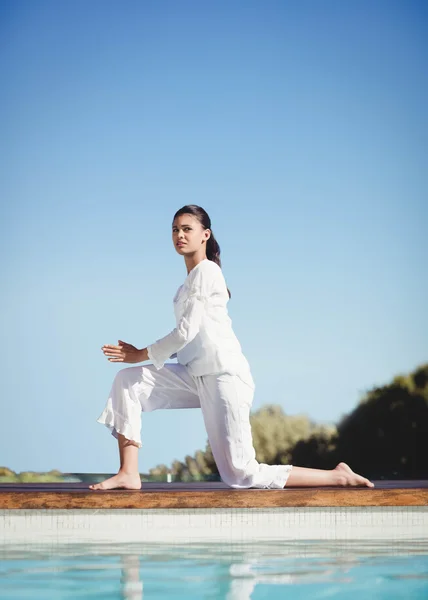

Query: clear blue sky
[1,0,426,475]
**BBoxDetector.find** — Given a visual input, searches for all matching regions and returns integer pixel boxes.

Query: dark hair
[173,205,231,299]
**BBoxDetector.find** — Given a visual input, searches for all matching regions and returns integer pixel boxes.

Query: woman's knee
[217,460,255,489]
[113,365,145,386]
[221,471,253,489]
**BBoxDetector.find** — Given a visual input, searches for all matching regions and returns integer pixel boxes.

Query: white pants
[96,363,293,489]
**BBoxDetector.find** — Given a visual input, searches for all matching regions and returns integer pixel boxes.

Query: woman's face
[172,214,210,255]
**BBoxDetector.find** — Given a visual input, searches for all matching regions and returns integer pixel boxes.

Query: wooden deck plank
[1,480,427,491]
[0,481,427,508]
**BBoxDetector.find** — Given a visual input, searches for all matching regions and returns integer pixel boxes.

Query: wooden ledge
[0,481,427,509]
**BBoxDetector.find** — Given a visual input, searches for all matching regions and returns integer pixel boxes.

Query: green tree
[289,362,428,478]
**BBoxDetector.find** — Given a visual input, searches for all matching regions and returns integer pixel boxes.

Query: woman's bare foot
[88,471,142,491]
[334,462,375,488]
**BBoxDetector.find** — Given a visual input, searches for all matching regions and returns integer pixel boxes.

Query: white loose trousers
[96,362,293,489]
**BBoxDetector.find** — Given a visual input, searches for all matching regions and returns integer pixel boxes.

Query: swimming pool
[0,539,427,598]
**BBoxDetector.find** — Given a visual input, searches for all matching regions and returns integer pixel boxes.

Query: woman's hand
[101,340,147,363]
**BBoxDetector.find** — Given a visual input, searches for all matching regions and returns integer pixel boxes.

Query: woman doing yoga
[90,205,374,491]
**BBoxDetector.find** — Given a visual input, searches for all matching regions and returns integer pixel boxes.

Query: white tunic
[147,258,254,383]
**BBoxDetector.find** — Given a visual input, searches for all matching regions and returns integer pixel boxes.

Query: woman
[90,205,374,491]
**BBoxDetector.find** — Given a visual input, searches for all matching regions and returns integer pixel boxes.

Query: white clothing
[147,258,253,381]
[96,362,293,489]
[96,258,293,489]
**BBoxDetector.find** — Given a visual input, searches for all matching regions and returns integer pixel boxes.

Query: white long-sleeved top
[147,258,254,382]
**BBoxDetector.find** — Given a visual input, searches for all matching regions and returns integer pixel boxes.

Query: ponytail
[206,231,231,299]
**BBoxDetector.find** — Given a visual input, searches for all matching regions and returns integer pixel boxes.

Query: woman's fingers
[102,344,124,355]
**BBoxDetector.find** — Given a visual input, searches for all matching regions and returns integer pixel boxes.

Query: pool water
[0,539,427,599]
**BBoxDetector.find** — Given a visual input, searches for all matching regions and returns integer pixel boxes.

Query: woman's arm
[102,267,216,366]
[145,266,213,370]
[146,290,206,369]
[133,348,176,362]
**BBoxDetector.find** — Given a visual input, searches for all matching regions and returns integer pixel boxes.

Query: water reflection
[0,540,427,599]
[112,540,427,600]
[120,554,143,599]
